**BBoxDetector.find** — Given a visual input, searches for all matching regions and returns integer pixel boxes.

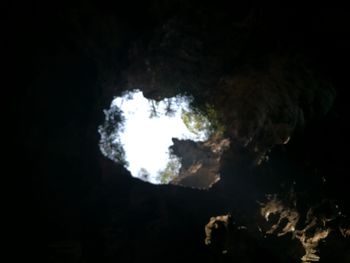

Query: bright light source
[99,90,212,184]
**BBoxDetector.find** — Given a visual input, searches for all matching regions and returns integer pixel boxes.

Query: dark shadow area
[21,1,350,262]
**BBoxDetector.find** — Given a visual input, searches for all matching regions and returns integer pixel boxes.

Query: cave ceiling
[33,2,350,262]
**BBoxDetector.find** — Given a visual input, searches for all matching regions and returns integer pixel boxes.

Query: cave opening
[98,90,229,189]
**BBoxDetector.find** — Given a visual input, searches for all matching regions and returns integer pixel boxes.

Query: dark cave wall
[122,8,337,165]
[29,2,350,262]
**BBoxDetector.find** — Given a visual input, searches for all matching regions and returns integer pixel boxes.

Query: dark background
[17,1,350,262]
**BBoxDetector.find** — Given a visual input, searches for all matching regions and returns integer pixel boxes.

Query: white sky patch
[108,90,209,184]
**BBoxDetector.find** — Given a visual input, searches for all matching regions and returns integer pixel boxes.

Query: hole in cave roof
[98,90,229,189]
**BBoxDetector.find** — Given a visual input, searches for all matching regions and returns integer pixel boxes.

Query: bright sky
[110,90,208,184]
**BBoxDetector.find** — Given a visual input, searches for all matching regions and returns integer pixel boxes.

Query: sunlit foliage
[157,155,181,184]
[181,104,225,138]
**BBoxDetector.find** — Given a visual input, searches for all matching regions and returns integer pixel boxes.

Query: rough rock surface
[170,137,230,189]
[259,193,349,262]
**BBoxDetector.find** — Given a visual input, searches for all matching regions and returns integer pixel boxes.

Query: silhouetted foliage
[98,105,128,165]
[138,168,151,181]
